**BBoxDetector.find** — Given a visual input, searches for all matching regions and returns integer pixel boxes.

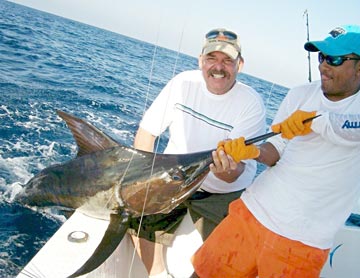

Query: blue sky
[9,0,360,87]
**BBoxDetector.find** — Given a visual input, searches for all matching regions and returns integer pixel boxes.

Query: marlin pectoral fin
[67,211,130,278]
[57,110,119,156]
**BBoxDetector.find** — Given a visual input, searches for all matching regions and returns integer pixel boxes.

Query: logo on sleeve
[342,120,360,129]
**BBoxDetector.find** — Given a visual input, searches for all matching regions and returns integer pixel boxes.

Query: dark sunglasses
[318,52,360,67]
[206,30,237,41]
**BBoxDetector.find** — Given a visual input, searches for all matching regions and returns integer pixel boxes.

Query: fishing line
[7,259,44,278]
[128,19,188,278]
[126,15,166,278]
[111,27,162,213]
[91,18,163,277]
[263,82,276,131]
[152,23,186,154]
[265,82,275,111]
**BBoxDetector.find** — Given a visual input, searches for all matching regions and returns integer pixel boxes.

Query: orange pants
[192,199,329,278]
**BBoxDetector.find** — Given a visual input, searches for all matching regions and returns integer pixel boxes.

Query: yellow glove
[217,137,260,163]
[271,110,316,140]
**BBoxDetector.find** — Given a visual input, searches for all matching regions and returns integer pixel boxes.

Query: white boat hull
[17,209,360,278]
[16,210,202,278]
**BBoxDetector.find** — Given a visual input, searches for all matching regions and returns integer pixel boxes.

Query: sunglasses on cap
[206,30,237,41]
[318,52,360,67]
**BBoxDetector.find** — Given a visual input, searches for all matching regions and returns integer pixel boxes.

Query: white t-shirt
[242,80,360,249]
[140,70,266,193]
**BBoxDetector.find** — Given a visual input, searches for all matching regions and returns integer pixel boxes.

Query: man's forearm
[133,127,156,152]
[256,142,280,167]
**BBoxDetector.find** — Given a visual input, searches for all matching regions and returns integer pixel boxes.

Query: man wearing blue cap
[192,25,360,278]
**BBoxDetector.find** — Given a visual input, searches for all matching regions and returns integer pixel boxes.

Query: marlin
[15,110,213,278]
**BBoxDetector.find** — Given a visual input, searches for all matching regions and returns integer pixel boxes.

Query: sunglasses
[206,30,237,41]
[318,52,360,67]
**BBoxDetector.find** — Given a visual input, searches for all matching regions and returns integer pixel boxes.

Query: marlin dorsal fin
[56,110,119,156]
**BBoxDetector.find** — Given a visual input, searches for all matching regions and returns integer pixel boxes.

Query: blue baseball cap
[304,25,360,56]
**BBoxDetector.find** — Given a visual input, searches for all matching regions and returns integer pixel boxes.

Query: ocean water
[0,1,288,277]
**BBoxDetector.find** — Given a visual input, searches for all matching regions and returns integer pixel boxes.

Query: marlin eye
[171,170,184,181]
[172,174,182,181]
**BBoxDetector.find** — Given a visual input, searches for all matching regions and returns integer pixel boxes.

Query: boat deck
[17,209,360,278]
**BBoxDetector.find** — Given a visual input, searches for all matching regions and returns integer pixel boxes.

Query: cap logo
[329,27,346,38]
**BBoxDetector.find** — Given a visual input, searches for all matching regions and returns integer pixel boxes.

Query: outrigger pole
[304,9,312,83]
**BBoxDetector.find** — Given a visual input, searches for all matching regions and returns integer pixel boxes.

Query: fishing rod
[245,114,321,145]
[304,9,312,83]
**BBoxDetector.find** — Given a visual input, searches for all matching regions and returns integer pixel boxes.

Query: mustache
[207,69,228,77]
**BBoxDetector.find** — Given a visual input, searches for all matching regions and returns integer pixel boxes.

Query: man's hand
[271,110,317,140]
[217,137,260,163]
[210,149,240,182]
